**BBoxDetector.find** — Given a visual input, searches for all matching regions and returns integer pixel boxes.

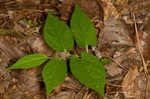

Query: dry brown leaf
[141,22,150,60]
[122,65,140,98]
[121,65,149,99]
[102,18,133,46]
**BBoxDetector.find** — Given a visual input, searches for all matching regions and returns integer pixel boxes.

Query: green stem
[86,45,88,53]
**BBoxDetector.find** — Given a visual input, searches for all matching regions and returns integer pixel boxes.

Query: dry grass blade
[132,13,148,74]
[111,58,128,71]
[132,13,149,98]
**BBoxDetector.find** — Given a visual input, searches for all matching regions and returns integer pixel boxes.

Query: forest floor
[0,0,150,99]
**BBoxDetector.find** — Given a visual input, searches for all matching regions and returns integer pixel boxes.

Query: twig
[132,13,148,74]
[108,57,128,71]
[132,13,149,98]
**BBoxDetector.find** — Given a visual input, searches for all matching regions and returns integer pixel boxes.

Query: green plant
[8,4,111,96]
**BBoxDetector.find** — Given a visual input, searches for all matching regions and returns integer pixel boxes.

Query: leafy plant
[71,4,97,48]
[43,12,74,52]
[8,4,111,96]
[70,52,106,96]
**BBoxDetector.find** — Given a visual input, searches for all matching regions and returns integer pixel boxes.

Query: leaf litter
[0,0,150,99]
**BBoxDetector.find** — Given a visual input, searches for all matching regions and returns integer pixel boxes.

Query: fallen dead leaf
[122,65,140,98]
[102,18,133,46]
[122,65,149,99]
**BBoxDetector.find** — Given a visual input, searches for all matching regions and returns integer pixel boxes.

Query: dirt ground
[0,0,150,99]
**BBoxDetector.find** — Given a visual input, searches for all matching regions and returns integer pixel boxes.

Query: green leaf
[43,12,74,52]
[71,4,97,48]
[22,18,35,27]
[70,52,106,96]
[8,54,48,69]
[42,58,67,96]
[101,59,112,65]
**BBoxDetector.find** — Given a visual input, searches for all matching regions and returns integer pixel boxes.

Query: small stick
[132,13,148,74]
[133,13,149,98]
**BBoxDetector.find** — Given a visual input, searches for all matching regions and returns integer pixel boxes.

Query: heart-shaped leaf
[71,4,97,48]
[43,12,74,52]
[70,52,106,96]
[8,54,48,69]
[42,58,67,95]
